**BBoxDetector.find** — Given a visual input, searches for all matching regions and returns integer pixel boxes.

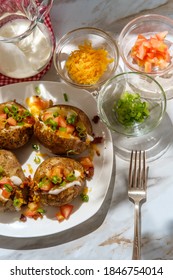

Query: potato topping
[65,41,114,85]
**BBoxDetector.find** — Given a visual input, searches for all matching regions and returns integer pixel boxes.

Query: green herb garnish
[13,198,20,207]
[35,86,41,94]
[67,114,77,124]
[59,127,67,132]
[66,173,76,182]
[4,184,13,192]
[51,176,62,184]
[113,92,150,126]
[34,156,41,164]
[63,93,68,102]
[32,144,40,151]
[80,193,89,202]
[37,208,45,214]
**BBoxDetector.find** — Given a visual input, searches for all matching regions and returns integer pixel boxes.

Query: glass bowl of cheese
[53,27,119,89]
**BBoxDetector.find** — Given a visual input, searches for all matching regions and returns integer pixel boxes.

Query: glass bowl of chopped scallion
[97,72,166,137]
[53,27,119,89]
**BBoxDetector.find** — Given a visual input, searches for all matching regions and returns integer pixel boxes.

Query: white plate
[0,81,113,238]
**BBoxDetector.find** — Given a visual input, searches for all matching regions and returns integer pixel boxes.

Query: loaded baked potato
[0,149,30,212]
[34,104,93,155]
[33,156,86,207]
[0,101,35,149]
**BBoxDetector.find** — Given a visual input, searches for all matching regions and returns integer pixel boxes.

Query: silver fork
[128,150,148,260]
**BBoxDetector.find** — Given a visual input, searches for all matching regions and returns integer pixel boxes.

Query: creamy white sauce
[10,176,22,186]
[87,134,94,142]
[48,180,81,195]
[74,170,81,177]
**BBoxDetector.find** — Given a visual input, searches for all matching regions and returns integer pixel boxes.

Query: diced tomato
[42,112,53,122]
[54,116,67,127]
[6,117,17,126]
[1,188,11,199]
[131,31,171,72]
[66,124,75,134]
[47,166,63,178]
[155,31,168,41]
[79,157,94,178]
[144,61,152,72]
[79,157,94,168]
[40,182,53,191]
[0,113,7,120]
[56,211,65,222]
[60,204,74,219]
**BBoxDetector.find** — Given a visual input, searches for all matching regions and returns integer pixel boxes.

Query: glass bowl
[118,14,173,99]
[97,72,166,137]
[53,27,119,89]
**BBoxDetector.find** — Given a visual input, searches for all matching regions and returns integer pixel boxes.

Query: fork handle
[132,202,141,260]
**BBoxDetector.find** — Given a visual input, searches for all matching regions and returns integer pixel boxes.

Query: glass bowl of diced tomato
[118,14,173,99]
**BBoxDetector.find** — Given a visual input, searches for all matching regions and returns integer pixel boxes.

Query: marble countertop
[1,0,173,260]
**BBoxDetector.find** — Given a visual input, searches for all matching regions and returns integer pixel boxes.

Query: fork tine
[129,150,147,190]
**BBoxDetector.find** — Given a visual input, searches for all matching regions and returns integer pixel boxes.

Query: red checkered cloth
[0,1,55,86]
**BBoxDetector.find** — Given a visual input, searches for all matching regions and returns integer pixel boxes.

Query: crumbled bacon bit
[92,136,103,144]
[20,214,27,222]
[92,115,100,124]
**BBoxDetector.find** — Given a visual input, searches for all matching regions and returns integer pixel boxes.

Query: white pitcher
[0,0,54,79]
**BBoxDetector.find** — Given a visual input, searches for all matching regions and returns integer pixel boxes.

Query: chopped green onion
[60,180,66,187]
[13,198,20,207]
[32,144,40,151]
[80,193,89,202]
[66,173,76,182]
[4,106,9,114]
[45,118,57,130]
[4,184,13,192]
[59,127,67,132]
[53,112,59,118]
[38,177,50,188]
[34,156,41,164]
[11,105,18,113]
[66,150,77,156]
[113,92,150,126]
[63,93,68,102]
[35,86,41,94]
[37,208,46,214]
[51,176,62,184]
[67,114,76,124]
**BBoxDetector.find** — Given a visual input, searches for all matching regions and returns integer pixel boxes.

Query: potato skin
[0,149,25,181]
[34,105,93,155]
[0,149,28,212]
[0,101,34,149]
[33,157,86,207]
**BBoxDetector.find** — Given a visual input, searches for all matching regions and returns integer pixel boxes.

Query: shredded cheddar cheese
[65,41,114,85]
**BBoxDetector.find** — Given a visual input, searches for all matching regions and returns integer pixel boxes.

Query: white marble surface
[1,0,173,260]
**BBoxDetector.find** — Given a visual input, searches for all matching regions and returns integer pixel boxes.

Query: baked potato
[0,149,30,212]
[0,100,35,149]
[33,156,86,207]
[34,104,93,155]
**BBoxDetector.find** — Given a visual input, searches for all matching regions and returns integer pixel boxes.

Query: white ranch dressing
[10,176,22,186]
[48,180,81,195]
